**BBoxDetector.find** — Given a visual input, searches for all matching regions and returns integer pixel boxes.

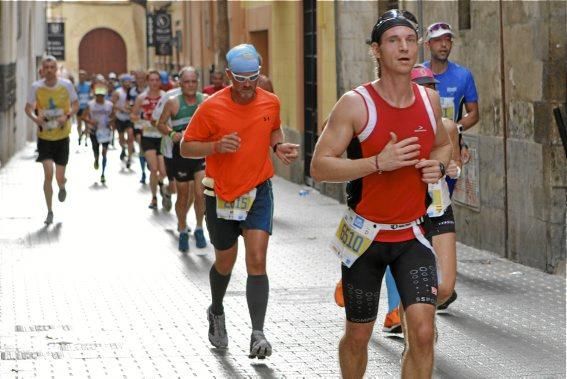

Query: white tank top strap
[352,85,377,143]
[417,85,437,135]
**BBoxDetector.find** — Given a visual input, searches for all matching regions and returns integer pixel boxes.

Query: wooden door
[79,28,127,76]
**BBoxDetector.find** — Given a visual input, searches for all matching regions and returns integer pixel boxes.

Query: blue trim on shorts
[242,180,274,234]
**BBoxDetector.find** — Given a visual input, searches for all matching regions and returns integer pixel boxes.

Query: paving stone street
[0,139,565,378]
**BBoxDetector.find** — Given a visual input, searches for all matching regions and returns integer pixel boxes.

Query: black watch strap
[272,142,282,153]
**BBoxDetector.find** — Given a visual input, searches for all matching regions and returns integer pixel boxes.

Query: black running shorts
[141,136,162,155]
[116,119,133,133]
[427,205,456,237]
[341,238,438,323]
[170,144,204,182]
[36,137,70,166]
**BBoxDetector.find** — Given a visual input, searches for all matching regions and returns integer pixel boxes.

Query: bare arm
[459,102,479,131]
[130,95,143,122]
[414,89,452,183]
[157,99,175,136]
[270,127,299,165]
[311,91,423,183]
[24,102,44,127]
[443,118,462,178]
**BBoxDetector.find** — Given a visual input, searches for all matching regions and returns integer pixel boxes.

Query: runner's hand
[275,143,300,165]
[415,158,443,183]
[446,160,459,179]
[376,132,420,171]
[56,114,68,127]
[214,132,240,153]
[172,132,182,143]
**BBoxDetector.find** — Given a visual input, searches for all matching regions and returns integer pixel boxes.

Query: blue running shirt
[424,61,478,122]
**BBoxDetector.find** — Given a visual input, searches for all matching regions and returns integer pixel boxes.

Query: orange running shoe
[382,307,402,333]
[334,280,345,307]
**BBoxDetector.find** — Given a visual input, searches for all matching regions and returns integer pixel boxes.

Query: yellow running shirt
[27,78,78,141]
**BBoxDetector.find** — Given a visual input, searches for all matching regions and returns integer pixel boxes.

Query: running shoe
[126,159,131,169]
[94,160,99,170]
[148,197,158,210]
[382,307,402,333]
[249,330,272,359]
[44,211,54,225]
[58,187,67,202]
[194,228,207,248]
[100,175,106,184]
[178,231,189,253]
[120,149,126,161]
[334,280,345,307]
[437,290,458,310]
[140,173,146,184]
[207,306,228,348]
[162,192,172,212]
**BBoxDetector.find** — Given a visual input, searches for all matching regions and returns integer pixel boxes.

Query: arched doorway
[79,28,127,76]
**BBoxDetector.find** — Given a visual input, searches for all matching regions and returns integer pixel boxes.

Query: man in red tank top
[311,10,451,378]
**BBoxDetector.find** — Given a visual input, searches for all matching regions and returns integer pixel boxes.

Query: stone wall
[0,2,45,167]
[332,1,566,273]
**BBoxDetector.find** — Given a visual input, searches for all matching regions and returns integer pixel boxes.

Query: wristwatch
[456,124,464,134]
[439,162,446,177]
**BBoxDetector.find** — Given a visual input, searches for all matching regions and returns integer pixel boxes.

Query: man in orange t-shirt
[181,44,299,359]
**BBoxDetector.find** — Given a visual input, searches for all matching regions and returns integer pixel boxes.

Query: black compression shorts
[427,205,456,237]
[341,238,438,323]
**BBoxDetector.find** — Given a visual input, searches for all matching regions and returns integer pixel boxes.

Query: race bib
[96,127,112,143]
[426,179,451,218]
[330,209,379,268]
[137,120,161,138]
[43,109,64,130]
[440,97,455,120]
[216,189,257,221]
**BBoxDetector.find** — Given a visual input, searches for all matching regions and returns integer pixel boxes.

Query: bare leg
[339,320,375,379]
[145,150,158,197]
[193,170,206,229]
[401,303,436,379]
[433,232,457,305]
[175,181,190,232]
[42,160,54,212]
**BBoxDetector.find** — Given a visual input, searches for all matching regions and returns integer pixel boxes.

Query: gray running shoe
[44,211,54,225]
[162,193,172,212]
[58,187,67,202]
[207,306,228,348]
[249,330,272,359]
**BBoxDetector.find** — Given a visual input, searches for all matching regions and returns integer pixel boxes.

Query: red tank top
[141,94,161,121]
[350,82,437,242]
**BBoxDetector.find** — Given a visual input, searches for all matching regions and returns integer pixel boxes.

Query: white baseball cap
[425,22,454,42]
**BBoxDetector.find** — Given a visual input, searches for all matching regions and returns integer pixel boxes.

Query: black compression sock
[210,265,231,315]
[246,274,269,331]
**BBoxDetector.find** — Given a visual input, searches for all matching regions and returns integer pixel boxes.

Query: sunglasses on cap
[231,71,260,83]
[374,9,419,33]
[428,22,452,33]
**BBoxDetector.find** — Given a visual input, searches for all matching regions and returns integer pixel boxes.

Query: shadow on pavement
[27,222,62,245]
[251,362,277,378]
[89,182,107,190]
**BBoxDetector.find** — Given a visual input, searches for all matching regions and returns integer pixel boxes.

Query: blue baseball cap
[226,44,259,73]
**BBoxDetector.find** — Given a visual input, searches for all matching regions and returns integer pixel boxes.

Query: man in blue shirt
[76,70,92,146]
[424,22,479,134]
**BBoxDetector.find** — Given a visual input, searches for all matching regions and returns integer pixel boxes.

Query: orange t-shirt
[183,87,281,201]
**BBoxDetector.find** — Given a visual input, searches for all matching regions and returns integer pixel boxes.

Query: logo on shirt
[414,125,427,133]
[264,116,271,122]
[446,87,457,94]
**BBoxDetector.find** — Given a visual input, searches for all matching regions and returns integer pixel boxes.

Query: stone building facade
[0,2,46,167]
[332,1,566,273]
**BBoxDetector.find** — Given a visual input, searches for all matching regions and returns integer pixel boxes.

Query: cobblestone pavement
[0,140,565,378]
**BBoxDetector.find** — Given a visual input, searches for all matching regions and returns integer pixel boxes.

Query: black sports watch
[439,162,446,177]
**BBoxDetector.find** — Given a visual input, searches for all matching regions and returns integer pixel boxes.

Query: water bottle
[299,189,310,197]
